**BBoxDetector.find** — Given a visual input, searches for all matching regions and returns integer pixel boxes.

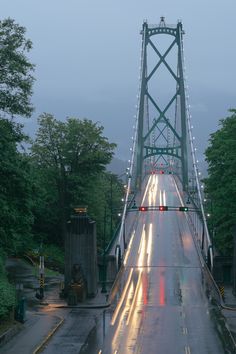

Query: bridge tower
[135,17,188,190]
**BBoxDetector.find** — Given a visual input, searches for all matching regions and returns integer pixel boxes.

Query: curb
[0,322,22,348]
[32,316,64,354]
[50,303,111,309]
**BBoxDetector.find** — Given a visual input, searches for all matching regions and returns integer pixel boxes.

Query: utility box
[65,212,98,298]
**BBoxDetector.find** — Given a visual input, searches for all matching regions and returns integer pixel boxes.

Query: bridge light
[159,206,168,211]
[139,206,148,212]
[179,206,188,212]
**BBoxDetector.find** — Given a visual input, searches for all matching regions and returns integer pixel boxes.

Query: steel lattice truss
[135,18,188,190]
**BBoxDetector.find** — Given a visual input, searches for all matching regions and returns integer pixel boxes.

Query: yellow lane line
[32,315,64,354]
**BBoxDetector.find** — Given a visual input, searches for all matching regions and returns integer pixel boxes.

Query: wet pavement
[99,175,236,354]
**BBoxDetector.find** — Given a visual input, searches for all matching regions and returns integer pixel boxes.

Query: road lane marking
[138,225,145,254]
[147,223,153,266]
[182,327,188,335]
[138,226,146,267]
[163,189,166,205]
[159,190,163,205]
[184,346,191,354]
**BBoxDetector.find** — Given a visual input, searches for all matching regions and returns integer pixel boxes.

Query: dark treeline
[0,18,123,319]
[204,109,236,256]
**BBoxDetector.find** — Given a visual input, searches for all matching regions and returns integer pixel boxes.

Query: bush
[27,244,64,273]
[0,277,15,319]
[0,252,15,319]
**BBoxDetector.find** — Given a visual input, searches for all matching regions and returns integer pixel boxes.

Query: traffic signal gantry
[131,205,196,212]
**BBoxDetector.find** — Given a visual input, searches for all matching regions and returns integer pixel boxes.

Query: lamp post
[101,206,107,293]
[110,175,113,240]
[38,242,45,299]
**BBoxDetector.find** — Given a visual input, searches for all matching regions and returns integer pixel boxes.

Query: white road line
[184,346,191,354]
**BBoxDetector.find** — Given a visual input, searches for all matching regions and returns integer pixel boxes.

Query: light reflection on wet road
[86,175,226,354]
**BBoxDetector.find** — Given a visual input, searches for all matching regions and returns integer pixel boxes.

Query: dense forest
[0,19,124,320]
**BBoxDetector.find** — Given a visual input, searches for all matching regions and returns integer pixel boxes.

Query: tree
[0,18,35,320]
[31,113,117,245]
[0,18,35,118]
[0,119,34,254]
[204,109,236,255]
[0,18,35,256]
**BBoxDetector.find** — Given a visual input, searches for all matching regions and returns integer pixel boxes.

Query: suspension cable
[179,25,213,269]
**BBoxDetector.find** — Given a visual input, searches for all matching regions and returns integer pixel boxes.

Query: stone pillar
[65,214,98,297]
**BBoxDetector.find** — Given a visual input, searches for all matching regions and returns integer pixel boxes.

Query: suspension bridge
[101,18,228,354]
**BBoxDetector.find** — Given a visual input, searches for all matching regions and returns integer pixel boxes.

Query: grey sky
[1,0,235,160]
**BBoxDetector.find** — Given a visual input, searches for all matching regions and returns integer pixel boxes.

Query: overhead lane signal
[139,206,148,212]
[129,205,193,213]
[159,206,168,211]
[179,207,188,211]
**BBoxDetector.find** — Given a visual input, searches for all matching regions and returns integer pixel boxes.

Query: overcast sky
[1,0,235,161]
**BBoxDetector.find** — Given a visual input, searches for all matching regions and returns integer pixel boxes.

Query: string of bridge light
[127,23,146,182]
[180,31,205,200]
[180,26,213,261]
[117,25,145,250]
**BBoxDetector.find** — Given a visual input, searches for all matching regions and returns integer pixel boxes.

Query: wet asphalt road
[99,174,225,354]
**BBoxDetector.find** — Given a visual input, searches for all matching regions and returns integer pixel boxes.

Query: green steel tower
[135,17,188,190]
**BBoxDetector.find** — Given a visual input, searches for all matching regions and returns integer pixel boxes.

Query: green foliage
[77,172,124,252]
[0,277,15,319]
[204,109,236,255]
[30,113,121,247]
[0,17,35,318]
[0,18,35,118]
[0,250,15,319]
[27,244,64,273]
[0,119,34,254]
[0,17,35,255]
[42,244,64,270]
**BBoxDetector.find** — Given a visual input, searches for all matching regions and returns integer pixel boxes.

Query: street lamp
[101,206,107,293]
